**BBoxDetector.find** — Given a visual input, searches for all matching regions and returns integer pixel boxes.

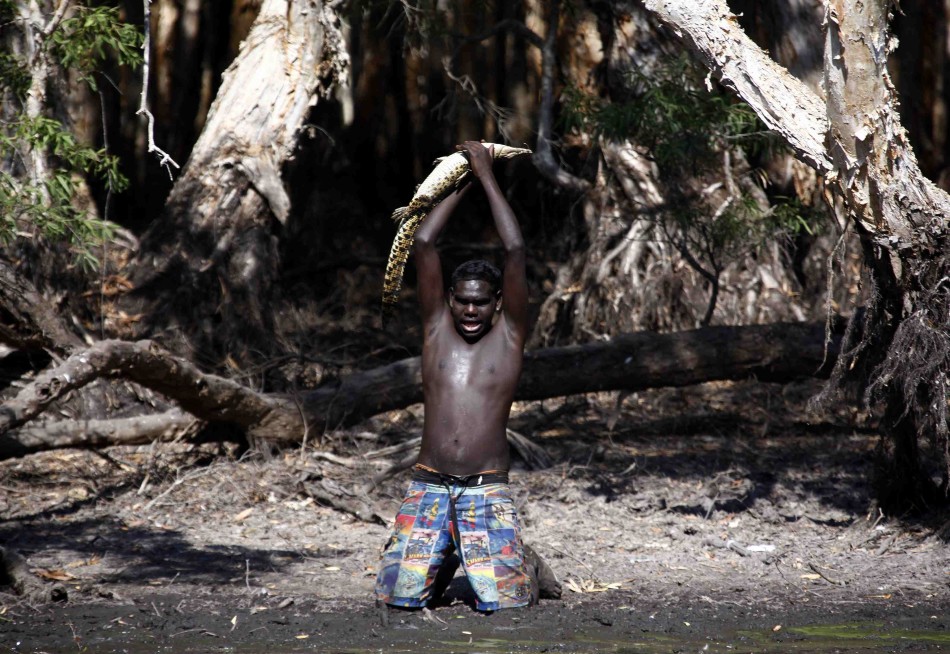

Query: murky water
[313,621,950,653]
[15,618,948,653]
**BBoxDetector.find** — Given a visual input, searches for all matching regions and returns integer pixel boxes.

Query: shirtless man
[375,141,535,612]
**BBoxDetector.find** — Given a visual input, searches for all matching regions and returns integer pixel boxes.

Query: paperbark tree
[122,0,348,366]
[642,0,950,511]
[529,1,836,346]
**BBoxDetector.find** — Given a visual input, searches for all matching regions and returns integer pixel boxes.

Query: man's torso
[416,312,523,475]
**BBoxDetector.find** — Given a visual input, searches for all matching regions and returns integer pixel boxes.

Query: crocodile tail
[381,212,425,327]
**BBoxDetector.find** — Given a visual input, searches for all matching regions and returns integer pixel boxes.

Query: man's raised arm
[460,141,528,341]
[413,182,471,326]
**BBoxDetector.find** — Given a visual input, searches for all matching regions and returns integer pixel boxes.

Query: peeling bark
[642,0,950,510]
[0,259,83,355]
[643,0,831,173]
[125,0,349,364]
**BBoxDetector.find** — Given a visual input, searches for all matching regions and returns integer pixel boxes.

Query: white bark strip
[823,0,950,245]
[643,0,950,248]
[643,0,832,174]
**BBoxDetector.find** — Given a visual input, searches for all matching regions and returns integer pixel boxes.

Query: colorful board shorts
[375,468,533,611]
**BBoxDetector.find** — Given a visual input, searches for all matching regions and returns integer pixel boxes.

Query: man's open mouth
[461,321,481,333]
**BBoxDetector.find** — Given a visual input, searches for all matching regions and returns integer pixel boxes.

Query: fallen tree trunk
[313,321,839,426]
[0,546,66,604]
[0,321,839,458]
[0,411,199,459]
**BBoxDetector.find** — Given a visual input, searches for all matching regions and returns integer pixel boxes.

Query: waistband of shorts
[412,463,508,487]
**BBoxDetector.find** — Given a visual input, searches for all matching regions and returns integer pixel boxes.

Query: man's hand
[458,141,494,180]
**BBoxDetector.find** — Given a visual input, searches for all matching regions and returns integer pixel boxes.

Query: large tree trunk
[0,321,839,459]
[531,1,837,345]
[643,0,950,512]
[123,0,348,366]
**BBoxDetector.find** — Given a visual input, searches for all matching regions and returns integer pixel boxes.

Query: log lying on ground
[0,546,67,603]
[0,322,840,458]
[312,321,840,426]
[0,411,198,459]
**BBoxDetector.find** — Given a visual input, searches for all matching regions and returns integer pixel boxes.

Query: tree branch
[533,0,591,192]
[136,0,180,176]
[451,18,544,49]
[40,0,72,38]
[642,0,832,174]
[0,323,840,458]
[0,339,299,437]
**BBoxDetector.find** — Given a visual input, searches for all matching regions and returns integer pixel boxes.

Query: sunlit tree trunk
[644,0,950,512]
[124,0,348,367]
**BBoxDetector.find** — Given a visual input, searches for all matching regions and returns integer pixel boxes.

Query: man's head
[449,260,502,341]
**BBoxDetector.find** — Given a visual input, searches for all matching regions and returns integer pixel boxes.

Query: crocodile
[382,142,532,324]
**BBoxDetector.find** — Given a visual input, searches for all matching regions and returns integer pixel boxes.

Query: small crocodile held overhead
[381,143,532,324]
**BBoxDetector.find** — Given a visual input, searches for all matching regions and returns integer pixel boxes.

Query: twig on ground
[875,533,898,556]
[547,545,599,580]
[506,428,554,470]
[702,536,750,557]
[142,465,218,512]
[361,450,418,493]
[808,562,845,586]
[308,451,360,467]
[364,436,422,460]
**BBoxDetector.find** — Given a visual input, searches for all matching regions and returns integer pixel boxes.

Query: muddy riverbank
[2,380,948,652]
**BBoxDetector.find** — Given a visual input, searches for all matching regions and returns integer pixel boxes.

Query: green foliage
[0,53,30,99]
[15,116,128,194]
[0,2,140,268]
[0,169,116,269]
[0,116,122,266]
[50,5,143,90]
[562,56,822,303]
[562,58,777,173]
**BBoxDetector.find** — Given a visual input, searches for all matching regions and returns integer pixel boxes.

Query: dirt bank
[1,380,948,652]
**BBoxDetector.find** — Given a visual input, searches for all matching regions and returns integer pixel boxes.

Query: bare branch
[450,18,544,50]
[40,0,71,37]
[136,0,180,177]
[0,339,297,436]
[533,0,591,192]
[439,57,517,141]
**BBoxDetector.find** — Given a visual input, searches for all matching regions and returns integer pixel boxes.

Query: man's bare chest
[424,336,519,392]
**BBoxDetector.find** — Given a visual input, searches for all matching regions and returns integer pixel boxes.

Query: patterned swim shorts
[375,471,533,611]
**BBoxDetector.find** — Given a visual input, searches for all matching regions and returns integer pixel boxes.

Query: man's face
[449,279,499,341]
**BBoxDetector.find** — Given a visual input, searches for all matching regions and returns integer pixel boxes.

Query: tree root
[0,546,67,604]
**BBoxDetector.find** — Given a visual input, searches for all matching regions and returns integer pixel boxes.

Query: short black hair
[451,259,502,294]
